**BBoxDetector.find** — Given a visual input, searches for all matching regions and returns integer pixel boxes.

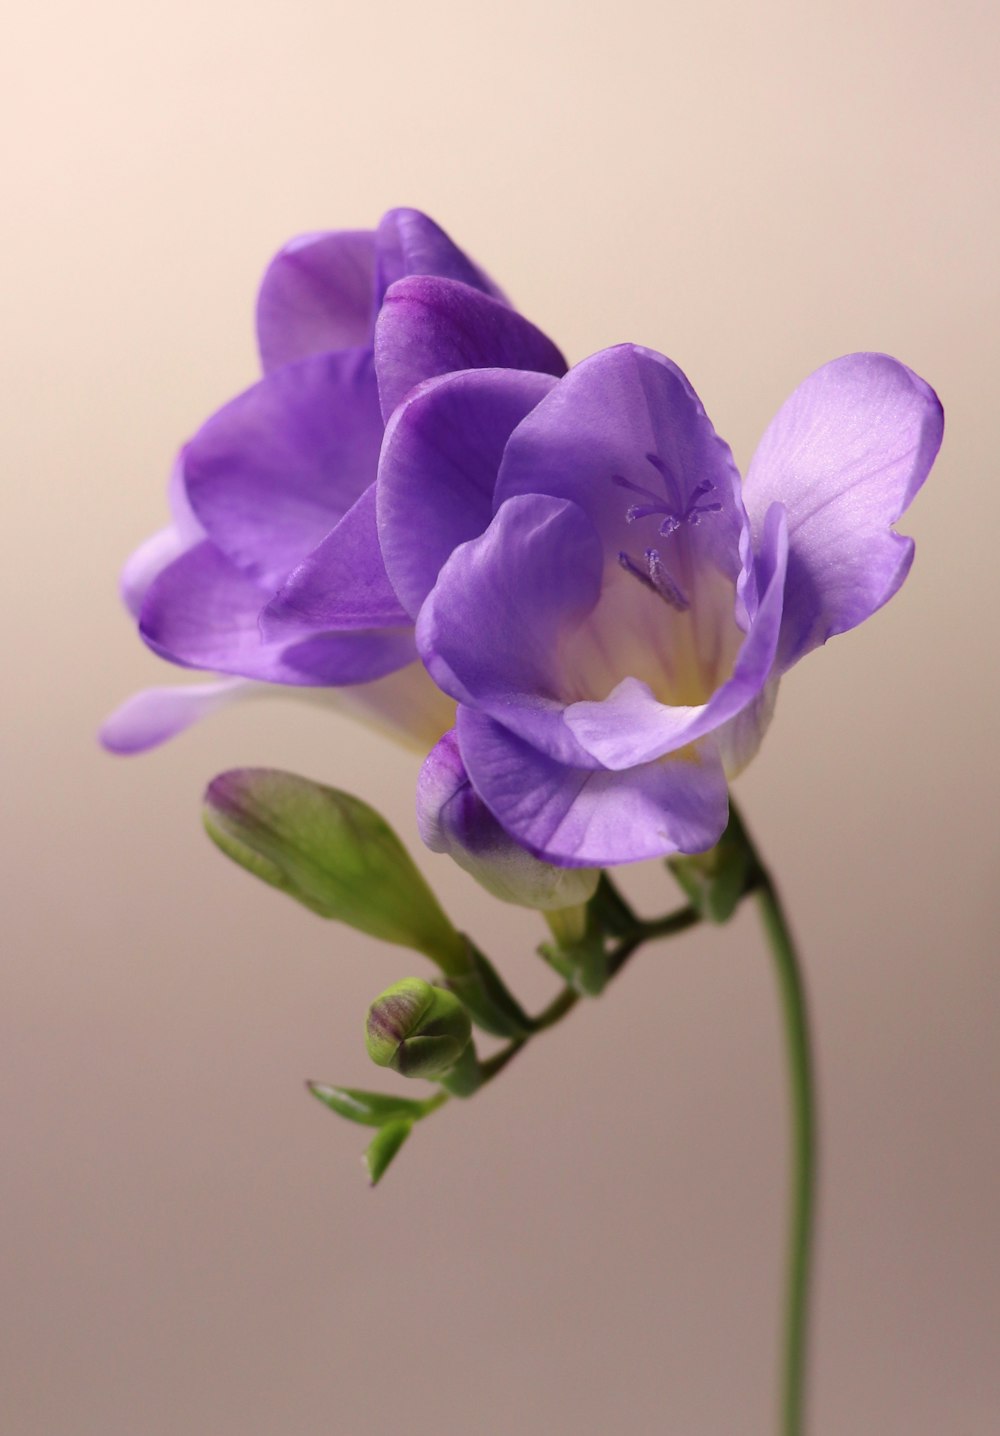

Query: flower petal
[416,494,604,765]
[378,368,557,618]
[458,707,730,866]
[417,730,599,909]
[120,523,194,619]
[742,353,944,668]
[256,230,376,372]
[324,663,456,753]
[563,504,788,769]
[375,208,506,305]
[183,350,383,589]
[262,483,410,638]
[99,678,259,754]
[374,275,566,421]
[119,455,205,617]
[495,345,750,620]
[140,541,415,684]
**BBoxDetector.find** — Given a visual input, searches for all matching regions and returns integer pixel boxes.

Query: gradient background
[4,2,998,1432]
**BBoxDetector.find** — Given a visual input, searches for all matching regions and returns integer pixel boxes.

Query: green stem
[478,905,700,1083]
[740,816,816,1436]
[607,904,701,976]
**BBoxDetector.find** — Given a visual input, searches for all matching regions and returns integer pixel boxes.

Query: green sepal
[364,1120,413,1186]
[203,769,467,970]
[307,1083,439,1128]
[446,938,534,1039]
[587,874,639,938]
[540,905,609,996]
[436,1040,484,1098]
[667,805,757,924]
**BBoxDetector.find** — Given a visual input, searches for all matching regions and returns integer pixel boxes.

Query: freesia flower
[102,208,565,754]
[417,730,599,909]
[380,345,942,867]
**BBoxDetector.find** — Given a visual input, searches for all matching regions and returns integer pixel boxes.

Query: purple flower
[382,345,942,867]
[418,731,598,909]
[102,209,566,754]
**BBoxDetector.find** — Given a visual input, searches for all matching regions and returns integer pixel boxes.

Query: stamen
[613,460,722,539]
[645,548,690,611]
[618,549,690,612]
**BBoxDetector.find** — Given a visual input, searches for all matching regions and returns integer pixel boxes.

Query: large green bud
[365,978,472,1080]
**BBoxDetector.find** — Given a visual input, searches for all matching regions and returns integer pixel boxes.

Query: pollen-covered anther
[617,549,690,612]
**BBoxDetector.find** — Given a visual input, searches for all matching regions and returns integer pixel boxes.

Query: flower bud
[417,732,599,911]
[202,769,468,971]
[365,978,472,1079]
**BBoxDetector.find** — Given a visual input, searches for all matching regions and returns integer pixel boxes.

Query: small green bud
[365,978,472,1080]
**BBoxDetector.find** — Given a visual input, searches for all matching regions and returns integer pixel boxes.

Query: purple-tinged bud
[417,732,599,911]
[365,978,472,1080]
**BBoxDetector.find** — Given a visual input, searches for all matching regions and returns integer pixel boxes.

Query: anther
[618,550,690,612]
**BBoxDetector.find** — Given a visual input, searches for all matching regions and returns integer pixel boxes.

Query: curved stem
[751,847,817,1436]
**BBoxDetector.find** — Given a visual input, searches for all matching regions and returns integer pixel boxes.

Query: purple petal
[375,208,506,306]
[140,541,415,685]
[256,230,376,372]
[458,708,730,866]
[262,483,410,638]
[374,276,566,422]
[99,678,258,754]
[563,504,788,769]
[378,368,558,618]
[183,350,383,590]
[495,345,751,631]
[742,353,944,668]
[417,730,599,909]
[120,523,194,619]
[119,455,205,617]
[416,494,604,765]
[327,663,457,753]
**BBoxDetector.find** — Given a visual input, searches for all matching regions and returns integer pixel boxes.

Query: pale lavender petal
[262,483,409,638]
[183,350,383,589]
[324,663,456,754]
[256,230,376,372]
[742,353,944,668]
[417,730,598,909]
[563,504,788,769]
[119,455,205,617]
[416,495,603,765]
[374,276,566,421]
[120,522,194,618]
[375,208,506,305]
[713,673,781,778]
[458,708,730,866]
[140,542,415,684]
[378,368,557,618]
[99,678,259,754]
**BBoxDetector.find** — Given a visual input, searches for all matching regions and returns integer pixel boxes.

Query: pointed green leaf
[364,1119,413,1186]
[203,769,468,969]
[307,1083,438,1127]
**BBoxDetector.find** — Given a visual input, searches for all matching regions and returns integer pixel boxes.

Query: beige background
[3,2,997,1432]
